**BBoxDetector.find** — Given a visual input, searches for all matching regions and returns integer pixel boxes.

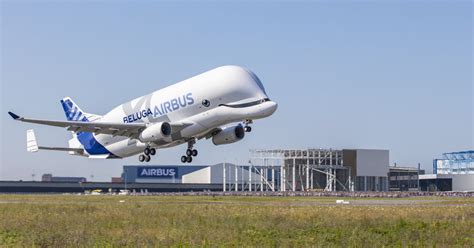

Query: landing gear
[244,119,253,132]
[181,139,198,163]
[144,147,156,156]
[139,147,156,162]
[139,154,151,162]
[186,149,198,157]
[181,155,193,163]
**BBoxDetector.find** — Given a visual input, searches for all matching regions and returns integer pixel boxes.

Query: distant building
[388,166,424,191]
[41,173,53,182]
[41,173,86,183]
[121,148,391,192]
[419,174,452,191]
[342,149,389,191]
[111,177,123,183]
[433,150,474,174]
[418,151,474,192]
[121,164,244,184]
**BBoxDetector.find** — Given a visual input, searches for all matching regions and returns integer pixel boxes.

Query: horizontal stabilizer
[26,129,84,154]
[26,129,39,152]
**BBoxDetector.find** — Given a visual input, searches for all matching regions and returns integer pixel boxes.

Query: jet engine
[139,122,172,142]
[212,125,245,145]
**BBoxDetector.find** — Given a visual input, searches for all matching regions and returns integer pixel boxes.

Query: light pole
[417,162,421,191]
[124,168,127,191]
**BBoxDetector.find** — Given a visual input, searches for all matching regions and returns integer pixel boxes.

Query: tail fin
[60,97,101,122]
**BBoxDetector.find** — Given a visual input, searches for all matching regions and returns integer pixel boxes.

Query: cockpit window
[245,69,267,95]
[219,98,270,108]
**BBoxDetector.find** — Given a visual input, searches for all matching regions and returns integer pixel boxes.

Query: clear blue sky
[1,1,472,181]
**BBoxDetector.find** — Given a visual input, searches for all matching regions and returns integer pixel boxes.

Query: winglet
[8,111,20,120]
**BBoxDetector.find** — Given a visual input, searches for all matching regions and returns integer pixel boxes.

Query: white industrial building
[418,150,474,192]
[122,148,391,192]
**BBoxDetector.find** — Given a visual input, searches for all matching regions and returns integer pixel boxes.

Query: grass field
[1,195,473,247]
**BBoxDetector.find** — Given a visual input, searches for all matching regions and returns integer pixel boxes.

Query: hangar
[420,150,474,192]
[121,148,390,192]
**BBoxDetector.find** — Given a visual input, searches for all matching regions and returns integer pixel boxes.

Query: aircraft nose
[266,101,278,115]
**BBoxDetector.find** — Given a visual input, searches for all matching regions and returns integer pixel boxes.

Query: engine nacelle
[139,122,172,142]
[212,125,245,145]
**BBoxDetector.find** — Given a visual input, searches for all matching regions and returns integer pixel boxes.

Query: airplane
[8,65,278,163]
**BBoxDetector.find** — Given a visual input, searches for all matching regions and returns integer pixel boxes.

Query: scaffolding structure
[434,150,474,175]
[222,149,353,192]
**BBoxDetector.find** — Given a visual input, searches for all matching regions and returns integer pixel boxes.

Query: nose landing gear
[244,119,253,132]
[139,147,156,162]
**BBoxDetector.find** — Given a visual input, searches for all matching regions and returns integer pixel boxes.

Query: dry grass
[1,195,473,247]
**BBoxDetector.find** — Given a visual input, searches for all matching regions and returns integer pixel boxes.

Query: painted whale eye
[202,99,210,107]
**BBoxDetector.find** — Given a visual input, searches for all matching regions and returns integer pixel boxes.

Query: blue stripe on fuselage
[77,132,113,155]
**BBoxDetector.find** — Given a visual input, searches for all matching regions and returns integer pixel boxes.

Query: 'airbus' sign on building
[123,165,208,183]
[137,167,178,178]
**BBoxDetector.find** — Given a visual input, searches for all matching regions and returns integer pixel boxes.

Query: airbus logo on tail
[123,93,194,123]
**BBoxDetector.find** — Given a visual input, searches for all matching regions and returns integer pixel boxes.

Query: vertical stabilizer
[60,97,102,122]
[60,97,89,121]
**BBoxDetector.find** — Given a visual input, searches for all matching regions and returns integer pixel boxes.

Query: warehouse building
[433,150,474,175]
[419,173,473,192]
[122,164,264,191]
[388,166,424,191]
[121,148,391,192]
[419,174,452,191]
[42,173,87,183]
[418,151,474,192]
[342,149,389,191]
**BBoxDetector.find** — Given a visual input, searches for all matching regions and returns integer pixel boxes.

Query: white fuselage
[89,65,277,158]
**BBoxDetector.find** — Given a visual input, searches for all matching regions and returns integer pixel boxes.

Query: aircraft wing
[10,112,148,138]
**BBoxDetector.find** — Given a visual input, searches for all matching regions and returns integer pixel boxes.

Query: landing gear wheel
[149,148,156,156]
[144,148,151,155]
[139,154,146,162]
[186,149,193,157]
[183,139,197,162]
[145,155,151,162]
[245,126,252,132]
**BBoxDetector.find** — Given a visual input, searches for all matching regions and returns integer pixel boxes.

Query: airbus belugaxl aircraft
[8,66,277,163]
